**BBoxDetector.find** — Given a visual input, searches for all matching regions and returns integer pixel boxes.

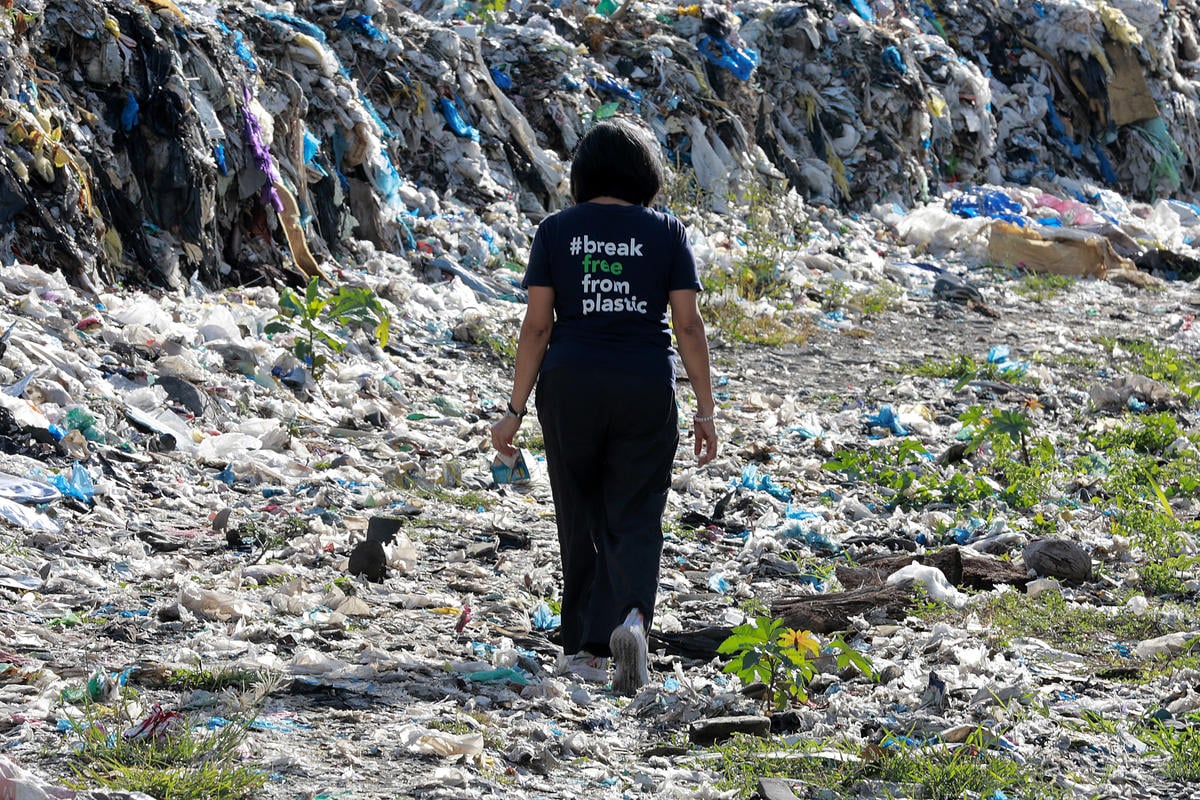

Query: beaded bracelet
[693,413,716,423]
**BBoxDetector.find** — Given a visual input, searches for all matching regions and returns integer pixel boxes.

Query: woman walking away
[491,118,719,696]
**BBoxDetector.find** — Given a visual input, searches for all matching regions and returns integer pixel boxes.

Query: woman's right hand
[694,418,718,466]
[491,414,522,458]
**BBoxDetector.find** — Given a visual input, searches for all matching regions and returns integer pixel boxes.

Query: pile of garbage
[4,0,1200,799]
[3,0,1200,292]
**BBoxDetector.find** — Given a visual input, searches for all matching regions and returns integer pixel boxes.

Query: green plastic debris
[464,667,528,685]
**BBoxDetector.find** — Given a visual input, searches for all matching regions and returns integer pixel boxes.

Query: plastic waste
[0,496,59,531]
[986,345,1028,377]
[50,463,94,503]
[0,472,60,504]
[696,36,759,81]
[780,523,842,555]
[491,449,531,484]
[440,97,481,142]
[886,564,969,609]
[739,464,791,500]
[532,601,560,630]
[397,724,485,759]
[950,188,1027,226]
[865,405,908,436]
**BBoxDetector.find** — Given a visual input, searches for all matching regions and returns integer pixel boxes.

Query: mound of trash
[2,0,1200,291]
[5,1,1200,800]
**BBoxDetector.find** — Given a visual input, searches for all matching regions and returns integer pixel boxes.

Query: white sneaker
[609,609,649,696]
[562,651,609,683]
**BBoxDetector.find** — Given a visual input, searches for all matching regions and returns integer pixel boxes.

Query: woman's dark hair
[569,119,664,206]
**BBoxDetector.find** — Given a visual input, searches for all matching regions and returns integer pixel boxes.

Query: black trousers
[536,367,679,656]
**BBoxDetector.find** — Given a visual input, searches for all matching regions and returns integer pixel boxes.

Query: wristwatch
[505,401,527,419]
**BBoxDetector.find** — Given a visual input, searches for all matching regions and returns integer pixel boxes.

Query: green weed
[481,333,517,365]
[821,279,851,312]
[910,353,1010,387]
[979,592,1191,659]
[851,281,904,318]
[867,737,1065,800]
[823,441,942,508]
[699,295,815,346]
[415,486,495,511]
[1142,717,1200,782]
[1086,412,1191,456]
[718,618,872,712]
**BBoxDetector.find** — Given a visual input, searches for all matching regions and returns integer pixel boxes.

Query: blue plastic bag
[697,36,759,81]
[51,463,94,503]
[532,601,560,630]
[950,189,1027,226]
[986,345,1028,377]
[847,0,875,22]
[489,65,513,90]
[882,45,905,74]
[739,464,792,500]
[335,12,386,40]
[439,97,480,142]
[865,405,908,436]
[120,93,139,131]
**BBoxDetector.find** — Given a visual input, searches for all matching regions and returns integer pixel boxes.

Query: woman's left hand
[694,418,718,466]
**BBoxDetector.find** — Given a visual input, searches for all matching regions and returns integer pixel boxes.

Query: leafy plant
[823,441,942,508]
[718,618,873,712]
[265,278,391,380]
[910,353,1016,390]
[821,279,851,312]
[718,616,819,711]
[984,408,1034,465]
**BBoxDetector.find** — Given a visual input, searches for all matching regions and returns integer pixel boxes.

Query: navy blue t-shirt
[522,202,701,383]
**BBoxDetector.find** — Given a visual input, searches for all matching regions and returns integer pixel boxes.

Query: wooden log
[836,546,1029,591]
[925,546,1030,589]
[771,585,912,633]
[836,553,917,589]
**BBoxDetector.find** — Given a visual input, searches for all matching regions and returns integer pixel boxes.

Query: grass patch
[481,333,517,365]
[707,733,1064,800]
[913,592,1198,668]
[522,430,545,453]
[978,592,1184,657]
[1014,272,1076,302]
[63,703,266,800]
[168,666,269,693]
[700,298,815,346]
[908,353,1018,385]
[415,486,496,511]
[1100,338,1200,402]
